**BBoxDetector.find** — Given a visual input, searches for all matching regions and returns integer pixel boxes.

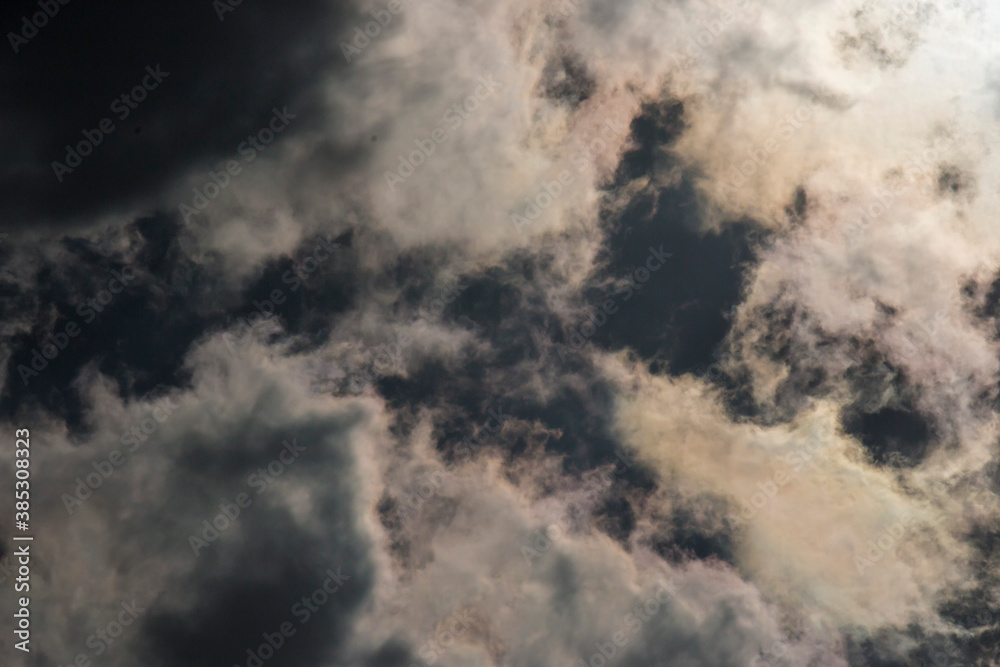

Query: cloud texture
[4,0,1000,665]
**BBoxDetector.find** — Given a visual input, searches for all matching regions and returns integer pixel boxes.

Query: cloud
[7,0,1000,664]
[0,332,384,666]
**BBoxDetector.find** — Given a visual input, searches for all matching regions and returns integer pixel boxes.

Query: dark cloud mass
[0,0,357,227]
[3,1,1000,666]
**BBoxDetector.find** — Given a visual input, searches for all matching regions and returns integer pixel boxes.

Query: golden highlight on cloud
[5,0,1000,665]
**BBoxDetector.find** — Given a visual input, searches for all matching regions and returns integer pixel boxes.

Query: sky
[2,0,1000,665]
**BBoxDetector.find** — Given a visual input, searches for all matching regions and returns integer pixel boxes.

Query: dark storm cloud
[361,234,741,571]
[365,251,644,471]
[336,87,771,573]
[0,219,358,437]
[134,418,373,667]
[592,183,757,375]
[0,0,363,227]
[0,215,201,429]
[4,0,1000,664]
[220,230,357,355]
[0,240,161,422]
[15,334,381,667]
[586,100,762,376]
